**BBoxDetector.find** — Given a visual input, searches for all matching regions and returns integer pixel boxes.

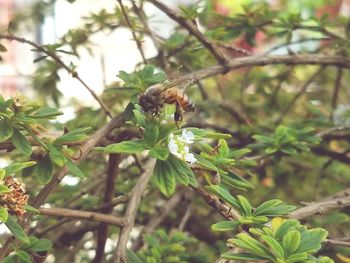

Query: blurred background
[2,0,350,104]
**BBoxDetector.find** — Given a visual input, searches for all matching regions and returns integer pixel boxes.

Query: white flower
[179,129,194,144]
[333,104,350,126]
[184,146,197,164]
[168,137,181,158]
[167,130,196,164]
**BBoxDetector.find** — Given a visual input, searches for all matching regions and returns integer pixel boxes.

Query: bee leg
[174,101,183,127]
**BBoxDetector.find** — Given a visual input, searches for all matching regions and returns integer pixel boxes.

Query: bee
[139,83,195,124]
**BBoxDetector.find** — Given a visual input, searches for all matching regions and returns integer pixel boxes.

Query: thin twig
[147,0,228,67]
[0,114,125,259]
[331,68,343,109]
[113,159,156,263]
[38,208,126,226]
[93,154,121,263]
[289,195,350,220]
[117,0,147,64]
[0,33,112,118]
[192,185,240,220]
[324,239,350,247]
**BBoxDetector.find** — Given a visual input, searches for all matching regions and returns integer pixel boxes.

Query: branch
[0,136,84,151]
[0,33,112,118]
[331,68,343,109]
[0,113,126,259]
[93,154,121,263]
[147,0,228,66]
[192,185,240,220]
[289,195,350,220]
[117,0,147,64]
[324,239,350,247]
[113,159,156,263]
[38,208,126,226]
[165,54,350,89]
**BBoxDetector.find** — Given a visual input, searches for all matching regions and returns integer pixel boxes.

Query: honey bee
[139,83,195,123]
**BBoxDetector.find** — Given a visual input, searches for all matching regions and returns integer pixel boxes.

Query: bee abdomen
[164,88,195,112]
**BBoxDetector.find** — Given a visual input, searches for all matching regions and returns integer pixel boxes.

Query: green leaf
[151,72,167,83]
[144,124,159,146]
[11,129,32,155]
[218,139,229,156]
[252,135,274,144]
[221,172,254,190]
[53,127,90,144]
[221,252,265,261]
[158,124,177,142]
[296,228,328,253]
[149,146,169,161]
[33,55,48,63]
[275,125,289,139]
[285,252,308,263]
[168,155,196,187]
[0,119,13,142]
[229,233,273,260]
[48,145,67,167]
[275,219,300,240]
[35,154,53,183]
[211,220,240,231]
[237,195,252,216]
[127,250,145,263]
[0,185,10,194]
[206,185,240,210]
[24,205,39,214]
[4,161,36,176]
[282,230,301,256]
[66,159,85,178]
[28,236,52,252]
[0,168,5,180]
[253,199,296,217]
[31,107,63,118]
[0,206,9,222]
[96,140,148,154]
[133,109,146,127]
[195,155,218,172]
[205,131,231,139]
[154,160,175,197]
[15,251,31,263]
[261,235,284,260]
[5,215,30,244]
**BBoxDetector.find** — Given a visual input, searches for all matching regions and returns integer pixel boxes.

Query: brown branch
[193,185,240,220]
[0,114,125,259]
[30,114,125,209]
[289,195,350,220]
[0,136,85,151]
[165,54,350,90]
[117,0,147,64]
[324,238,350,247]
[113,159,156,263]
[147,0,228,66]
[312,147,350,165]
[93,154,121,263]
[331,68,343,109]
[38,208,126,226]
[0,33,112,118]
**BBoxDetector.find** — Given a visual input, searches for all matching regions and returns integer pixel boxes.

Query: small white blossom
[167,130,197,164]
[333,104,350,126]
[168,137,181,158]
[179,129,195,144]
[184,146,197,164]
